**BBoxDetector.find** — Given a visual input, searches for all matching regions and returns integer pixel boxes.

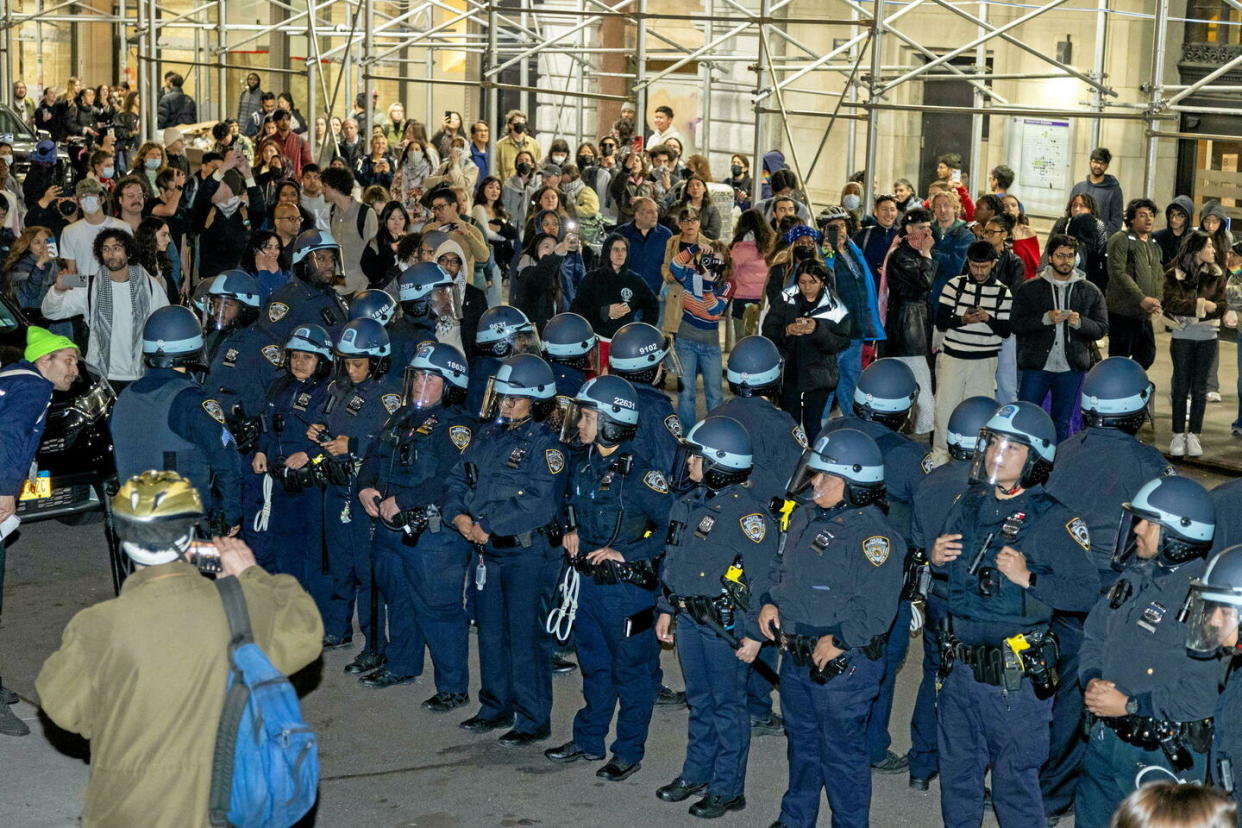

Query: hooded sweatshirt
[1070,173,1124,236]
[1153,195,1194,266]
[1199,200,1234,270]
[761,150,785,200]
[1011,265,1108,373]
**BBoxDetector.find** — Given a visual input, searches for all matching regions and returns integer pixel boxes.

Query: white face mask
[842,194,861,210]
[551,154,567,165]
[216,195,242,217]
[102,166,115,179]
[80,196,101,214]
[0,155,12,167]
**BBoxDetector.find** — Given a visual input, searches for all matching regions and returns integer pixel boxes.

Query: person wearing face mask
[547,139,571,173]
[87,149,117,192]
[763,224,822,312]
[495,109,541,184]
[195,149,268,283]
[502,151,542,238]
[840,182,864,227]
[423,135,479,196]
[728,155,753,212]
[57,177,132,279]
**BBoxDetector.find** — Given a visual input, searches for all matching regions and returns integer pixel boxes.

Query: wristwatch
[1125,697,1138,716]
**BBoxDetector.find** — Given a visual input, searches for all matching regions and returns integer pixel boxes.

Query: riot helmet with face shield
[1080,357,1154,433]
[398,261,461,322]
[334,318,391,381]
[607,321,681,386]
[969,402,1057,493]
[559,374,639,448]
[202,270,261,332]
[947,396,999,461]
[542,312,600,373]
[786,428,885,507]
[284,323,333,381]
[853,358,917,430]
[403,340,468,408]
[1111,475,1215,572]
[479,353,557,424]
[1183,544,1242,655]
[672,416,752,491]
[348,289,399,326]
[475,304,541,358]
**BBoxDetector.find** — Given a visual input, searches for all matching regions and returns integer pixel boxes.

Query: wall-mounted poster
[1006,117,1073,217]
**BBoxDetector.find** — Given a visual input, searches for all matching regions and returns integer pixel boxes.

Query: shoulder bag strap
[207,575,255,826]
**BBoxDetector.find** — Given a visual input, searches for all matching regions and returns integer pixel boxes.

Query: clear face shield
[1182,590,1242,654]
[511,328,542,356]
[669,441,705,493]
[548,340,602,375]
[205,296,244,332]
[968,429,1031,491]
[660,344,683,378]
[784,449,820,503]
[429,284,463,322]
[402,367,446,410]
[479,378,533,425]
[559,401,598,447]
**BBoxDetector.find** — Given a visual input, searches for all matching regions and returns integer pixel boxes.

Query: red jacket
[266,131,312,178]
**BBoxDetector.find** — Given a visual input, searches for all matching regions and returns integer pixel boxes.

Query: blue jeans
[996,336,1018,404]
[830,339,864,422]
[1018,369,1084,445]
[676,334,724,428]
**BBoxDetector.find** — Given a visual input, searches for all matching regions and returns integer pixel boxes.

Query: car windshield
[0,105,34,140]
[0,301,19,334]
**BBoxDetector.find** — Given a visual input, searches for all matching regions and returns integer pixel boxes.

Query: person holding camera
[929,402,1099,828]
[35,470,322,826]
[1074,476,1223,827]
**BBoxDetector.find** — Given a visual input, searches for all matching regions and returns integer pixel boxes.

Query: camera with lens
[699,251,726,276]
[188,541,222,574]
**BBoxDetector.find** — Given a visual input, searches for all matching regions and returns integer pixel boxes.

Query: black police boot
[0,682,18,705]
[656,777,708,802]
[597,758,640,781]
[421,692,469,713]
[359,668,417,689]
[459,713,514,734]
[768,822,790,828]
[909,774,934,791]
[870,750,909,773]
[551,654,577,675]
[344,650,385,674]
[498,727,550,748]
[688,794,746,819]
[655,685,687,708]
[321,632,354,650]
[0,703,29,737]
[545,741,604,764]
[750,712,784,736]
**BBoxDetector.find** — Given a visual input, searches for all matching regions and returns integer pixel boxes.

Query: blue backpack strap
[208,575,254,826]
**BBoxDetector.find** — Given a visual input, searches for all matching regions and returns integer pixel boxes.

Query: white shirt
[648,126,688,152]
[60,216,131,277]
[107,280,142,381]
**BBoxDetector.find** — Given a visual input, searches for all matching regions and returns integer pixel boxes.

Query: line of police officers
[104,226,1242,826]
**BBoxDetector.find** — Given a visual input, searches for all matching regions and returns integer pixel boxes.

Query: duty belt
[674,594,736,631]
[941,629,1060,697]
[571,555,658,590]
[490,523,562,550]
[779,631,887,664]
[1093,713,1213,757]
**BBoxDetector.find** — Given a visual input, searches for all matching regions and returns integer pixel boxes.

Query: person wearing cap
[0,326,79,736]
[162,127,189,178]
[1075,476,1224,825]
[495,109,542,185]
[929,402,1099,828]
[55,176,131,278]
[43,227,167,390]
[930,240,1013,464]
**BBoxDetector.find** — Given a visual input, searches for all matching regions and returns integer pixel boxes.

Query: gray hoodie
[1070,173,1124,236]
[1039,267,1087,372]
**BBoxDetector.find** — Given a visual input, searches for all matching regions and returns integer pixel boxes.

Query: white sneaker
[1208,392,1222,403]
[1186,433,1203,457]
[1169,433,1187,457]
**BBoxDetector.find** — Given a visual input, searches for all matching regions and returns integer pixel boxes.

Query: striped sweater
[935,274,1013,359]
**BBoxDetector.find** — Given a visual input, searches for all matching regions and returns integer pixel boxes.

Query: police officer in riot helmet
[542,312,601,397]
[929,402,1098,828]
[252,324,335,586]
[203,270,283,456]
[349,288,426,372]
[466,305,542,418]
[545,374,671,780]
[445,352,567,746]
[1074,475,1221,826]
[260,229,351,341]
[710,334,807,736]
[906,395,997,791]
[1039,357,1169,820]
[607,321,683,475]
[821,356,927,774]
[655,416,777,819]
[111,305,244,537]
[396,260,460,351]
[1183,543,1242,808]
[307,318,404,665]
[760,428,906,828]
[356,341,475,700]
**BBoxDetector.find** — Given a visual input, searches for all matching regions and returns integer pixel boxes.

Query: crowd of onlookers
[1,73,1239,458]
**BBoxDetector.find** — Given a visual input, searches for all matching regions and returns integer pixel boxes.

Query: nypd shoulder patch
[381,393,402,415]
[664,414,683,439]
[920,452,937,474]
[202,399,227,425]
[449,424,472,452]
[863,535,891,567]
[739,513,767,543]
[545,448,565,474]
[267,302,290,323]
[261,344,284,367]
[793,424,808,449]
[1065,517,1091,551]
[643,469,669,494]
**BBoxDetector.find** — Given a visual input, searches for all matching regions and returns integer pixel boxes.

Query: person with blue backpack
[36,470,323,827]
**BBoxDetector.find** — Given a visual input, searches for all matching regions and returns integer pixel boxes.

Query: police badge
[223,348,239,368]
[545,448,565,474]
[739,513,767,543]
[793,425,808,449]
[381,393,402,415]
[267,302,290,323]
[261,344,284,367]
[1065,517,1091,551]
[643,469,669,493]
[202,399,227,425]
[862,535,891,566]
[449,425,472,451]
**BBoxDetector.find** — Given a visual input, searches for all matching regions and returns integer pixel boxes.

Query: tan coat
[494,133,542,184]
[36,562,323,828]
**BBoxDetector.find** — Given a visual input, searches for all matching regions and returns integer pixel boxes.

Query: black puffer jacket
[883,241,933,357]
[1011,267,1108,372]
[761,285,852,392]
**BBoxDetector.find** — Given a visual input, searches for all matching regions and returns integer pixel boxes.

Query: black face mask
[601,144,615,158]
[516,162,532,177]
[577,155,593,169]
[731,165,743,178]
[512,122,526,135]
[793,246,816,262]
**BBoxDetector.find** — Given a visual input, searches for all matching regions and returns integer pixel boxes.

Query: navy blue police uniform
[261,278,350,343]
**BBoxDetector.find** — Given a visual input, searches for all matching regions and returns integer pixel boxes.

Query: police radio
[975,511,1027,597]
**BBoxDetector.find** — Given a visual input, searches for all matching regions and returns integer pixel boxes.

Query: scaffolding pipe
[969,1,986,195]
[635,0,648,132]
[863,2,882,214]
[1090,0,1108,150]
[1144,0,1169,197]
[750,0,769,209]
